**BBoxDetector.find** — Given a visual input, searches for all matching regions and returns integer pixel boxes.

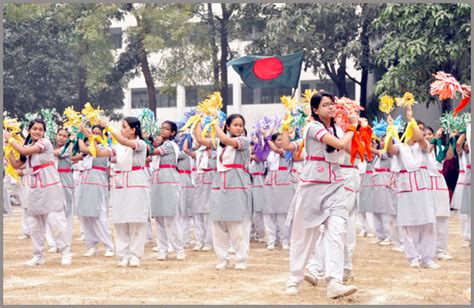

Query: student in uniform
[194,114,252,270]
[248,141,266,243]
[386,108,439,269]
[149,121,186,261]
[80,117,151,267]
[424,127,453,260]
[191,130,216,251]
[283,93,358,298]
[263,131,295,250]
[5,118,72,266]
[52,128,76,248]
[177,134,196,248]
[77,125,115,258]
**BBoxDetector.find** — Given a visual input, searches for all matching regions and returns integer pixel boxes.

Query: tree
[4,4,126,117]
[248,4,361,98]
[373,3,471,111]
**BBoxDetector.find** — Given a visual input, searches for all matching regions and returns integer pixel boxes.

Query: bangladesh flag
[227,51,304,89]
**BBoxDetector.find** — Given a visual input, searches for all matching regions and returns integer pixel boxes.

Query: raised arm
[193,119,213,149]
[213,123,239,148]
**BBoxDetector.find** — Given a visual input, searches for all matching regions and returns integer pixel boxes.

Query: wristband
[76,132,85,140]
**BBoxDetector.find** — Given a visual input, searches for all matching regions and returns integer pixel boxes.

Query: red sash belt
[92,166,107,171]
[159,164,177,169]
[57,168,72,173]
[341,165,357,169]
[178,169,192,174]
[251,172,264,176]
[375,168,391,172]
[115,166,145,174]
[33,161,55,172]
[306,156,325,161]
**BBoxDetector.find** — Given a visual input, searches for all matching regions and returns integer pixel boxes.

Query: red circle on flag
[253,57,284,80]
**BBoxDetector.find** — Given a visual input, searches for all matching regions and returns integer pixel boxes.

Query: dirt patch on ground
[3,206,471,305]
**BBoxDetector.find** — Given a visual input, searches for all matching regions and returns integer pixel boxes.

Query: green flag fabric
[227,52,304,89]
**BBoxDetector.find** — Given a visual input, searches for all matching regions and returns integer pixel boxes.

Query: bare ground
[3,206,471,305]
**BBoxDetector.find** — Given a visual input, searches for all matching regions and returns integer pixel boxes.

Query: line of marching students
[3,92,470,299]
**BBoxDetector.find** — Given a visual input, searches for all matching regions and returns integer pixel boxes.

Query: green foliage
[373,3,471,103]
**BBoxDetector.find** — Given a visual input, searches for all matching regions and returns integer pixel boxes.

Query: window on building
[131,87,177,109]
[301,79,356,99]
[157,87,177,108]
[260,87,293,104]
[185,85,233,107]
[131,88,148,109]
[241,85,254,104]
[110,27,122,49]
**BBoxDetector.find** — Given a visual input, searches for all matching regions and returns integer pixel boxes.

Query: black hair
[123,117,144,140]
[221,114,246,147]
[271,132,281,142]
[24,118,47,145]
[310,93,338,153]
[162,120,178,140]
[91,125,104,133]
[417,120,425,128]
[425,126,434,134]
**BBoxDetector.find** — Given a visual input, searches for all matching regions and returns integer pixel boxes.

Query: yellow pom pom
[395,92,416,108]
[379,95,394,114]
[300,89,318,104]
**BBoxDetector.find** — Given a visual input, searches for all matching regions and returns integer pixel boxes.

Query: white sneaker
[215,260,230,270]
[282,243,290,250]
[266,243,275,251]
[48,246,59,253]
[152,246,159,252]
[176,251,186,261]
[235,262,247,270]
[421,261,440,269]
[366,233,375,238]
[304,272,320,286]
[436,253,453,261]
[461,241,471,248]
[17,234,30,240]
[379,239,392,246]
[82,247,97,257]
[117,257,129,267]
[228,246,236,254]
[157,252,167,261]
[104,248,115,257]
[202,245,212,251]
[327,280,357,299]
[286,282,299,295]
[129,256,140,268]
[409,260,421,268]
[357,230,367,237]
[77,235,85,242]
[392,246,405,253]
[257,238,266,243]
[193,242,203,251]
[168,245,174,253]
[61,253,72,266]
[25,256,45,267]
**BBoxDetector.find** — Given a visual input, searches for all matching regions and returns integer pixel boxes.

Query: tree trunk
[219,4,231,114]
[335,56,349,97]
[207,4,220,91]
[135,15,156,113]
[359,5,371,111]
[78,43,89,105]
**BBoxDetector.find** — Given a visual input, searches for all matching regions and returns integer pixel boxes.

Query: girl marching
[5,118,72,266]
[283,93,358,298]
[80,117,151,267]
[194,113,252,270]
